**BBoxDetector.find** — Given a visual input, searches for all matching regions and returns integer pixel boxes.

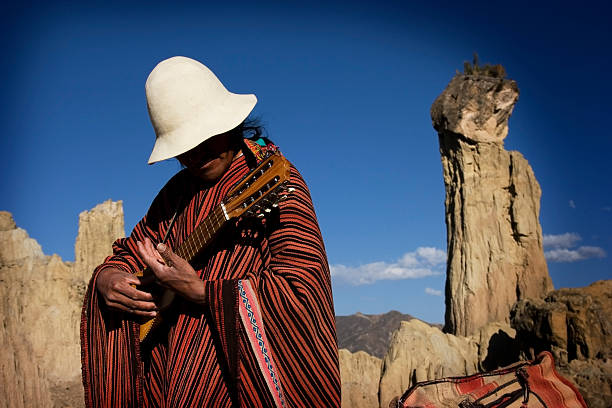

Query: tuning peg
[265,208,271,213]
[288,187,295,193]
[257,213,265,218]
[272,203,278,208]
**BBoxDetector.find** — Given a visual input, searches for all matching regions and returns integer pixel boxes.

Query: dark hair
[230,116,265,142]
[226,116,267,155]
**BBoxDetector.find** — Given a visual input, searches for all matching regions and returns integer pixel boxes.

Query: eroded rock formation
[0,200,124,408]
[431,74,553,336]
[74,200,125,283]
[339,349,382,408]
[511,280,612,408]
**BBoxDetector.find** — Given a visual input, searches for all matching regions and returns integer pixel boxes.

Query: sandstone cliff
[0,201,124,408]
[74,200,125,283]
[431,74,553,337]
[339,349,382,408]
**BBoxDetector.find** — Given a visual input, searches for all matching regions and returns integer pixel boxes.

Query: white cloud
[545,246,607,263]
[543,232,607,263]
[330,247,446,285]
[543,233,581,249]
[425,287,443,296]
[569,200,576,209]
[415,247,447,266]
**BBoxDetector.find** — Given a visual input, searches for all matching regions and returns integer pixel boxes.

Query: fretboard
[173,204,228,262]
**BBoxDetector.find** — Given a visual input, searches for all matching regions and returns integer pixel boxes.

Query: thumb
[157,243,177,267]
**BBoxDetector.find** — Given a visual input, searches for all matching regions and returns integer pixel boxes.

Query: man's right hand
[95,267,158,317]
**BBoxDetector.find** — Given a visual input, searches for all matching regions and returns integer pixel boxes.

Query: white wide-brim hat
[146,56,257,164]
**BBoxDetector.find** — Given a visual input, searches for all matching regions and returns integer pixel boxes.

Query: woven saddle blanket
[391,351,587,408]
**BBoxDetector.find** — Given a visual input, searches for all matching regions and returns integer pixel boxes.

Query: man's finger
[137,240,162,269]
[106,301,157,317]
[118,282,155,301]
[111,291,158,312]
[157,243,176,268]
[141,237,164,263]
[123,273,143,286]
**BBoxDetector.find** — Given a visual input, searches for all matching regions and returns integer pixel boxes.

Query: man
[81,56,341,407]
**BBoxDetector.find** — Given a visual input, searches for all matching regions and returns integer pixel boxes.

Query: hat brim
[147,93,257,164]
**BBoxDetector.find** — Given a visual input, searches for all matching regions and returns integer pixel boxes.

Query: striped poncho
[80,141,341,407]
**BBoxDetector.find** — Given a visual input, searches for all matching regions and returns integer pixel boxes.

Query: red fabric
[396,352,587,408]
[455,378,498,401]
[81,146,341,407]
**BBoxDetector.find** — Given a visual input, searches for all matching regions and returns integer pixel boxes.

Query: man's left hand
[136,237,207,304]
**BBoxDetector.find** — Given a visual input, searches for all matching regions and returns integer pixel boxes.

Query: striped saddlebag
[391,352,587,408]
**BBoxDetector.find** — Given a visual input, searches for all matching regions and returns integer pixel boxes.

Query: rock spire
[431,74,553,336]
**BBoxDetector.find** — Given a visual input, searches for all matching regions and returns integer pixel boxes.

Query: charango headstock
[222,152,293,220]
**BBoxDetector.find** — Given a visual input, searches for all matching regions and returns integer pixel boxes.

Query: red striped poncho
[80,144,341,407]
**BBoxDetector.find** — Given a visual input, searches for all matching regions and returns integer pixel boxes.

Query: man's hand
[136,237,207,304]
[95,267,158,317]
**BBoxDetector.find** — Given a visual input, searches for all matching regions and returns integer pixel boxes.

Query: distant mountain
[335,311,441,358]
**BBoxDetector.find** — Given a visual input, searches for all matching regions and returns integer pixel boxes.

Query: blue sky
[2,1,610,323]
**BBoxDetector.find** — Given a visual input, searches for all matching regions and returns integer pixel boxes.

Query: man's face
[177,132,237,183]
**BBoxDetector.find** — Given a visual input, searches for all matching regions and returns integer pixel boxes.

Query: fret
[204,219,212,244]
[187,238,195,260]
[174,246,182,259]
[175,235,187,259]
[215,207,225,228]
[195,225,203,251]
[191,235,197,256]
[215,208,222,231]
[217,205,223,225]
[205,228,211,242]
[181,240,188,260]
[200,221,210,243]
